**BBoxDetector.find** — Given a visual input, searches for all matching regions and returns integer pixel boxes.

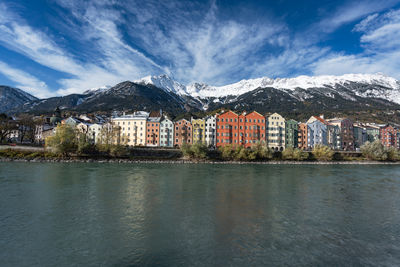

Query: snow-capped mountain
[4,73,400,117]
[131,73,400,104]
[135,74,188,96]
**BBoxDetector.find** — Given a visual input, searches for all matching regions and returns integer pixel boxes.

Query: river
[1,162,400,266]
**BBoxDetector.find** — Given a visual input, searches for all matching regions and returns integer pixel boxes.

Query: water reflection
[1,163,400,266]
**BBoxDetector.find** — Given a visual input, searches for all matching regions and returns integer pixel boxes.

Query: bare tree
[0,114,17,143]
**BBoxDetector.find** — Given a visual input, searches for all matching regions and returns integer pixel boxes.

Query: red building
[174,119,192,147]
[380,125,398,149]
[216,110,266,148]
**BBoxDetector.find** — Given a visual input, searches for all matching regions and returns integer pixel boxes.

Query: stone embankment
[1,157,400,165]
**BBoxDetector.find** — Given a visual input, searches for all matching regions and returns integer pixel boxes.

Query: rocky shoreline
[1,157,400,165]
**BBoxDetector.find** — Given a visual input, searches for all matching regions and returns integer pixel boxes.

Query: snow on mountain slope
[187,73,400,98]
[133,73,400,103]
[134,74,188,96]
[83,85,112,95]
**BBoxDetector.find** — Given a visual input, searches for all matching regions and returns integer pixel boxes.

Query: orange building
[174,119,192,147]
[146,119,160,146]
[216,110,266,148]
[380,125,398,149]
[146,111,162,146]
[298,123,309,150]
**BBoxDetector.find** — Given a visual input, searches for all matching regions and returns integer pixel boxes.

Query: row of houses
[35,109,400,151]
[112,110,399,151]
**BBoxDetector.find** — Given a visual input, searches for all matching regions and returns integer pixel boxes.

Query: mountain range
[1,73,400,118]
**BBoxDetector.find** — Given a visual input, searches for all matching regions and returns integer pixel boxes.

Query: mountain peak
[134,74,188,95]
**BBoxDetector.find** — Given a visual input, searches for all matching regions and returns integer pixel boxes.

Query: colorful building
[298,123,310,150]
[327,124,341,150]
[191,118,206,144]
[216,110,239,147]
[366,125,380,142]
[266,113,285,151]
[146,111,162,147]
[160,117,174,147]
[241,111,266,147]
[112,111,149,146]
[174,119,192,147]
[353,125,367,149]
[380,125,398,148]
[285,119,298,148]
[216,110,266,148]
[307,116,329,148]
[327,118,355,150]
[204,115,216,147]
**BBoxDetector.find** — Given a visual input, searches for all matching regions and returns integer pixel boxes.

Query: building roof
[308,115,331,125]
[149,110,162,118]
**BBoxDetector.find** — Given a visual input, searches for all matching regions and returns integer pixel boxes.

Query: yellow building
[191,118,206,144]
[112,111,149,146]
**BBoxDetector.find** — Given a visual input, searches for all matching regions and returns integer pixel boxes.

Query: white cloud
[312,8,400,79]
[0,61,53,98]
[318,0,399,33]
[1,0,400,98]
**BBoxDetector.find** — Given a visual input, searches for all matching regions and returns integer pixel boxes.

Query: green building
[285,119,298,148]
[366,127,380,142]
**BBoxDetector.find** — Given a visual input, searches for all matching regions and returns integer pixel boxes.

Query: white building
[112,111,149,146]
[204,115,216,147]
[88,123,103,144]
[159,117,174,147]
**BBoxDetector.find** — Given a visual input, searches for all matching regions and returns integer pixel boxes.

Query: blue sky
[0,0,400,98]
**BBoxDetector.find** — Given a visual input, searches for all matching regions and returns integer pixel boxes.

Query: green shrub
[386,147,400,161]
[361,141,390,161]
[45,125,77,156]
[181,143,194,158]
[282,147,309,161]
[312,145,334,161]
[110,145,129,157]
[190,143,208,159]
[219,144,235,160]
[233,146,255,161]
[181,143,209,159]
[251,142,273,160]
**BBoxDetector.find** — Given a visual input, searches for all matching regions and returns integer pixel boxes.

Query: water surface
[1,163,400,266]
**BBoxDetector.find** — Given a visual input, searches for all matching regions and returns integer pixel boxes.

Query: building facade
[298,123,310,150]
[160,117,174,147]
[216,110,239,147]
[146,118,160,147]
[353,126,367,149]
[240,111,266,148]
[327,118,355,150]
[307,116,328,147]
[366,126,380,142]
[216,110,266,148]
[327,124,341,150]
[112,111,149,146]
[266,113,285,151]
[174,119,192,147]
[380,125,398,148]
[204,115,216,147]
[285,119,298,148]
[191,118,206,144]
[88,123,103,144]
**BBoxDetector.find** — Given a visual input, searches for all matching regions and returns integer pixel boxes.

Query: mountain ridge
[135,73,400,103]
[2,73,400,119]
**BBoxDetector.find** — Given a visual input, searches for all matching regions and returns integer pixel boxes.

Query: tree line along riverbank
[1,139,399,163]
